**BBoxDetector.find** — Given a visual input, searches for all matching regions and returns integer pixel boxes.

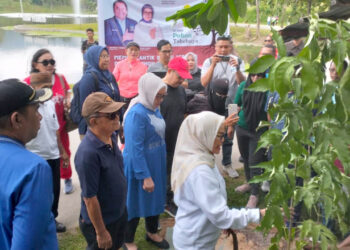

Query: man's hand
[211,54,222,66]
[259,208,266,218]
[182,80,189,89]
[229,56,239,68]
[224,113,239,127]
[96,229,112,249]
[143,177,154,193]
[123,31,134,42]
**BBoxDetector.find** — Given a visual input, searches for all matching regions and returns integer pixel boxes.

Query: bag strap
[57,74,68,97]
[90,71,99,91]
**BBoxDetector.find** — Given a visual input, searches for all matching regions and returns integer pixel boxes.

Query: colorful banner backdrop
[98,0,228,70]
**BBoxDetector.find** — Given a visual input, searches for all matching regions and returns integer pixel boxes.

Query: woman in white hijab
[172,111,265,250]
[123,73,169,250]
[182,52,204,93]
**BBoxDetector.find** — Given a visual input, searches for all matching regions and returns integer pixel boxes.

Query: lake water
[0,29,84,83]
[0,15,97,83]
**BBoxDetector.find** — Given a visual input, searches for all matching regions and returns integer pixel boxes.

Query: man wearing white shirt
[201,36,246,178]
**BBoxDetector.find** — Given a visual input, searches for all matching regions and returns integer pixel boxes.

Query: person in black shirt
[160,57,192,217]
[81,28,98,73]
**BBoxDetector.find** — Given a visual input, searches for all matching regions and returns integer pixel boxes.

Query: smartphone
[228,104,238,116]
[216,55,230,62]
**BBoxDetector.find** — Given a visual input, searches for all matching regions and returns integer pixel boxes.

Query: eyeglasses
[264,39,272,42]
[216,133,225,140]
[251,73,266,78]
[37,59,55,66]
[91,111,119,120]
[100,55,109,59]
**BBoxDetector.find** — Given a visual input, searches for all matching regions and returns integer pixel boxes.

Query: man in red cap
[160,57,192,217]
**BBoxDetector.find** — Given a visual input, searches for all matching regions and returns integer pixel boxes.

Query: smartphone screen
[228,104,238,116]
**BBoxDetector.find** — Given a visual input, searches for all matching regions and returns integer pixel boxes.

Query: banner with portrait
[98,0,229,70]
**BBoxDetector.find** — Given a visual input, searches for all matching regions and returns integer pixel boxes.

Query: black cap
[126,41,140,49]
[0,78,53,117]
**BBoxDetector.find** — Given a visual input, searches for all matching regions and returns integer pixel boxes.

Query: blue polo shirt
[0,135,58,250]
[75,129,127,225]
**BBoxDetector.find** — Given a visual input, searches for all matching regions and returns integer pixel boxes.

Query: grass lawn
[58,168,267,249]
[25,23,98,32]
[235,45,262,66]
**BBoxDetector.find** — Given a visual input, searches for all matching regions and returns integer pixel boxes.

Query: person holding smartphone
[201,36,246,178]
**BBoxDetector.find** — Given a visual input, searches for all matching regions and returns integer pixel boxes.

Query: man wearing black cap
[0,79,58,249]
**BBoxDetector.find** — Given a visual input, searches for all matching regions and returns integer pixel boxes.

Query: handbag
[57,74,78,132]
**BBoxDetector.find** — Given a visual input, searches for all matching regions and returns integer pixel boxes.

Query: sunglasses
[91,111,119,120]
[37,59,56,66]
[264,39,272,42]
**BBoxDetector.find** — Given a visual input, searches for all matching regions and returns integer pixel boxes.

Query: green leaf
[339,66,350,115]
[197,6,212,34]
[233,0,247,18]
[333,40,347,74]
[223,0,239,22]
[271,29,286,57]
[311,224,321,246]
[247,78,270,92]
[300,60,320,100]
[165,3,204,21]
[213,4,228,35]
[247,55,275,74]
[323,196,332,223]
[317,83,336,113]
[207,1,221,21]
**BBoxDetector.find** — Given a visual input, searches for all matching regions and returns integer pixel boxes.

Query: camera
[215,55,230,62]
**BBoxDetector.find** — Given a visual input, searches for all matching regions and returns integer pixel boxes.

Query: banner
[98,0,228,70]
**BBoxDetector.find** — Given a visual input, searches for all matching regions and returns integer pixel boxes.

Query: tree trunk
[256,0,260,38]
[307,0,312,15]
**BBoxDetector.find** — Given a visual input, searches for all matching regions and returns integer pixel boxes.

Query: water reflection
[0,29,83,84]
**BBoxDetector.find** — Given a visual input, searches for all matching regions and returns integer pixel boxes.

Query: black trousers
[236,126,267,196]
[47,158,60,218]
[79,210,127,250]
[166,151,175,205]
[124,215,159,243]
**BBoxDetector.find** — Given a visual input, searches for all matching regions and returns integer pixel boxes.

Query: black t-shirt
[187,69,203,93]
[81,40,99,54]
[160,85,187,153]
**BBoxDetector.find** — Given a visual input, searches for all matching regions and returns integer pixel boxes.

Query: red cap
[168,57,192,79]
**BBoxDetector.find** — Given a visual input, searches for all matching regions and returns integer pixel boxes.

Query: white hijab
[123,73,167,122]
[184,52,199,75]
[171,111,225,193]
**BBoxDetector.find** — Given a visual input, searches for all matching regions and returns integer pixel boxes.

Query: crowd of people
[1,12,349,250]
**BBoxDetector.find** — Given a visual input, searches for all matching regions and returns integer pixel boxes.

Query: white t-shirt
[173,164,260,250]
[26,99,60,160]
[201,55,245,87]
